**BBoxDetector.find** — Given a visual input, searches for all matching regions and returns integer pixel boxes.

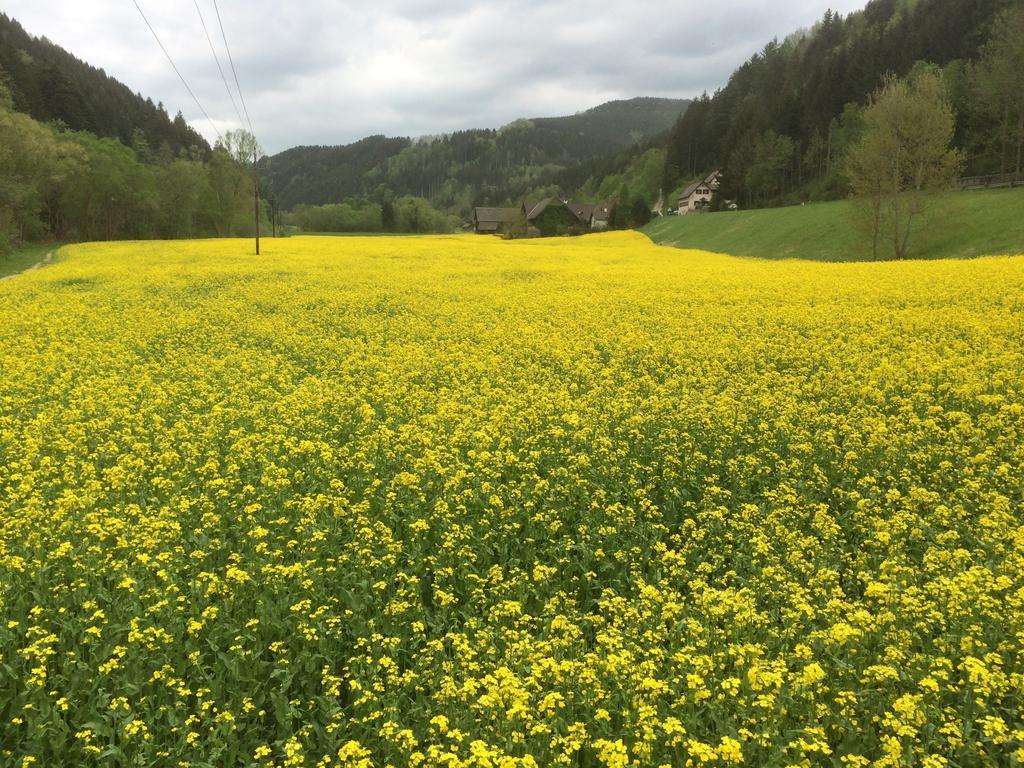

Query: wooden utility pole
[254,147,260,255]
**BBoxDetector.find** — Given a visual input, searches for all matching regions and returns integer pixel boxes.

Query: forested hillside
[662,0,1022,207]
[0,13,208,155]
[264,98,689,212]
[266,136,413,209]
[0,75,265,255]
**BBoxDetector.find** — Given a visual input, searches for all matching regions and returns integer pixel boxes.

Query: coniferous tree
[970,6,1024,175]
[630,196,651,227]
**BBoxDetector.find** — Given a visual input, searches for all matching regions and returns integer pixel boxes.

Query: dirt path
[0,250,54,284]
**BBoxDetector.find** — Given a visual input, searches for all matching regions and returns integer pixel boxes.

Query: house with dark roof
[591,202,613,230]
[568,203,597,228]
[677,170,722,215]
[525,198,592,237]
[472,206,525,235]
[473,198,617,237]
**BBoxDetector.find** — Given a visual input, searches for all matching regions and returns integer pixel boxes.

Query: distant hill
[264,97,689,211]
[511,97,692,158]
[267,136,415,212]
[0,13,209,155]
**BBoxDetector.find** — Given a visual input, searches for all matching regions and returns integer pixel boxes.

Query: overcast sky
[6,0,868,153]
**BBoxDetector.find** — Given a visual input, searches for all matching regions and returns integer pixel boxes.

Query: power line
[206,0,262,254]
[130,0,222,144]
[193,0,245,130]
[207,0,264,256]
[211,0,255,142]
[133,0,267,254]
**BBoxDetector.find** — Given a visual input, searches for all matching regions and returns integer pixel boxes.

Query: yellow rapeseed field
[1,232,1023,768]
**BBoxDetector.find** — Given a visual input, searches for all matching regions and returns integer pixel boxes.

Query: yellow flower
[717,736,743,764]
[123,719,149,740]
[799,662,826,687]
[593,739,630,768]
[337,740,373,768]
[0,233,1022,765]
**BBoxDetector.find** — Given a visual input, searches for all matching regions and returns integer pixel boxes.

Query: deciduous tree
[0,80,74,250]
[846,67,962,260]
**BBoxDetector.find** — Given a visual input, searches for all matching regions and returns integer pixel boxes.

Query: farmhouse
[591,202,612,230]
[526,199,591,237]
[568,203,597,228]
[473,198,616,236]
[678,170,722,215]
[472,207,524,235]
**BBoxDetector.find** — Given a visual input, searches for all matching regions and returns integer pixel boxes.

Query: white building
[677,170,722,215]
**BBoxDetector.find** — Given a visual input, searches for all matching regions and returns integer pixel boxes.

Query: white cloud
[4,0,869,152]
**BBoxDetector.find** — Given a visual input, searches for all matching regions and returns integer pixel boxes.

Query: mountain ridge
[264,96,689,211]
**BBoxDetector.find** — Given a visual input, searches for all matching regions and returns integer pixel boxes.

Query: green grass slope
[644,187,1024,261]
[0,243,53,279]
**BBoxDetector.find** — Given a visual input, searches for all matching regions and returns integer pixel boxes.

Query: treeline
[662,0,1023,208]
[0,80,265,254]
[287,197,459,234]
[0,13,208,156]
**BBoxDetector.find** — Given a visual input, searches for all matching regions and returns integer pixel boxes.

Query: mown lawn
[644,187,1024,261]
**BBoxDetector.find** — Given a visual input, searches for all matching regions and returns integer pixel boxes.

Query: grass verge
[643,187,1024,261]
[0,243,57,280]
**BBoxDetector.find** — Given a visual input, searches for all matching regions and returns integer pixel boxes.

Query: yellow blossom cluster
[1,233,1022,766]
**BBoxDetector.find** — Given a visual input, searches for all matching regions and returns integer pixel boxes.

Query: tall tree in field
[205,149,250,237]
[219,129,261,166]
[971,6,1024,176]
[846,67,962,260]
[207,130,261,237]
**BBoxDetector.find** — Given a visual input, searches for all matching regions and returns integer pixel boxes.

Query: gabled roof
[592,201,613,222]
[474,199,604,227]
[678,170,723,202]
[526,198,568,221]
[474,206,522,224]
[568,203,596,222]
[678,180,703,201]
